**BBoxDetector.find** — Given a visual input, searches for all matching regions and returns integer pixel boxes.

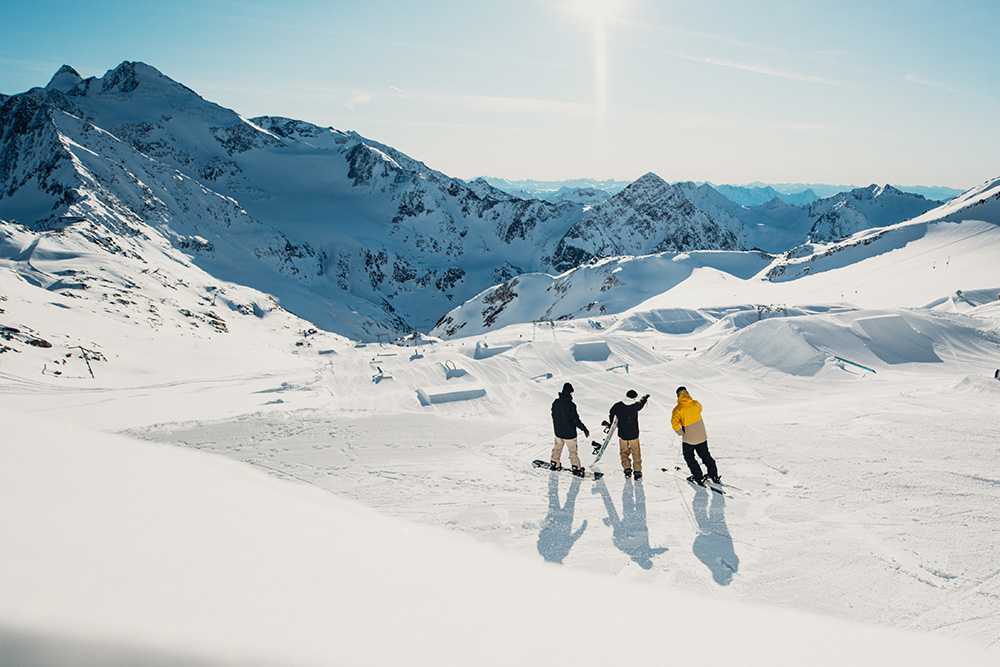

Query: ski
[660,467,730,498]
[664,465,745,495]
[532,459,603,480]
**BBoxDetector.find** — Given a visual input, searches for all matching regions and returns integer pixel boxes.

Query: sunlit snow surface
[2,208,1000,663]
[2,62,1000,662]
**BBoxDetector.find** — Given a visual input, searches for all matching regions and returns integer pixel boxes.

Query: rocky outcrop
[551,173,740,271]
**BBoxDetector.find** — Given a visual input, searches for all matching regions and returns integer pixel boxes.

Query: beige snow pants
[619,438,642,473]
[551,437,581,468]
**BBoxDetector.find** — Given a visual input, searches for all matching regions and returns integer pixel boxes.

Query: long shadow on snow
[537,472,588,563]
[0,624,254,667]
[593,478,667,569]
[691,486,739,585]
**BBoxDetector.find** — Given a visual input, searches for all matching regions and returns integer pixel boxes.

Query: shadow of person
[691,486,739,585]
[594,478,668,570]
[537,472,588,563]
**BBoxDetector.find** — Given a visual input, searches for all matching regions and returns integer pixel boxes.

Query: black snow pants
[683,441,718,480]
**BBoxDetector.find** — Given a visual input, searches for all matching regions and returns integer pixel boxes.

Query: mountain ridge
[0,61,986,342]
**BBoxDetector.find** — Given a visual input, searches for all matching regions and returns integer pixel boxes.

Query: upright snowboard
[588,417,618,477]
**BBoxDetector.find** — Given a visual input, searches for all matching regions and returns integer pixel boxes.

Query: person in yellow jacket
[670,386,721,485]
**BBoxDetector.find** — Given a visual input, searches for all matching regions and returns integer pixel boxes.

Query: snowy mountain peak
[45,65,83,92]
[97,60,195,96]
[549,173,740,270]
[858,183,906,199]
[465,176,513,200]
[629,171,669,190]
[806,183,938,241]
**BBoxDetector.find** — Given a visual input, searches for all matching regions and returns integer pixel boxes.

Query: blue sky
[2,0,997,187]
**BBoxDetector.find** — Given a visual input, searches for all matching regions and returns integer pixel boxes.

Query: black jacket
[609,397,648,440]
[551,393,587,439]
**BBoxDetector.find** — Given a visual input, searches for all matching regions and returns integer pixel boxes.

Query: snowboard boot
[623,468,633,479]
[686,474,705,486]
[571,466,586,478]
[633,470,643,481]
[707,474,721,485]
[550,461,562,471]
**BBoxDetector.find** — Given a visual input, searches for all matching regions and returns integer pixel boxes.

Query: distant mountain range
[713,184,818,207]
[432,177,1000,338]
[0,61,977,340]
[744,181,965,201]
[481,177,964,208]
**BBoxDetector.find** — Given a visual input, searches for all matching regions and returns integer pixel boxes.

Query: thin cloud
[673,53,841,86]
[619,18,786,55]
[903,73,958,94]
[385,88,593,117]
[346,90,373,110]
[770,121,831,131]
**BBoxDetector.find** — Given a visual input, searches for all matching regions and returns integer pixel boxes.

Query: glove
[643,394,650,400]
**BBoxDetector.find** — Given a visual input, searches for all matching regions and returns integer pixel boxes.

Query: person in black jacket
[608,390,649,480]
[550,382,590,477]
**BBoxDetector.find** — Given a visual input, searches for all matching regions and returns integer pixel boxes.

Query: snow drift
[704,309,1000,376]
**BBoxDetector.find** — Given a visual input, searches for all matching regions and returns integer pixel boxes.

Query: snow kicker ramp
[613,307,710,334]
[572,340,611,362]
[854,315,941,365]
[417,387,488,406]
[705,310,992,376]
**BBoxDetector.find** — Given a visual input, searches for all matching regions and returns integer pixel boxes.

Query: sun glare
[565,0,625,27]
[562,0,625,121]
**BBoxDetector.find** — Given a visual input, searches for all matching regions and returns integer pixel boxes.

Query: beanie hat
[676,386,687,396]
[562,382,574,395]
[626,389,638,399]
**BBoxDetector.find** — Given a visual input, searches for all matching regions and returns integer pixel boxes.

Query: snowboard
[532,459,603,480]
[589,417,618,465]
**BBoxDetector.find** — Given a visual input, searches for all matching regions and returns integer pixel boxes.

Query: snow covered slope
[3,175,999,660]
[12,62,853,339]
[435,175,1000,337]
[806,184,939,241]
[4,408,996,666]
[766,177,1000,284]
[1,62,591,336]
[432,250,772,338]
[909,176,1000,224]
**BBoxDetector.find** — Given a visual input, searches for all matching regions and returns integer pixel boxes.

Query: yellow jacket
[671,389,708,444]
